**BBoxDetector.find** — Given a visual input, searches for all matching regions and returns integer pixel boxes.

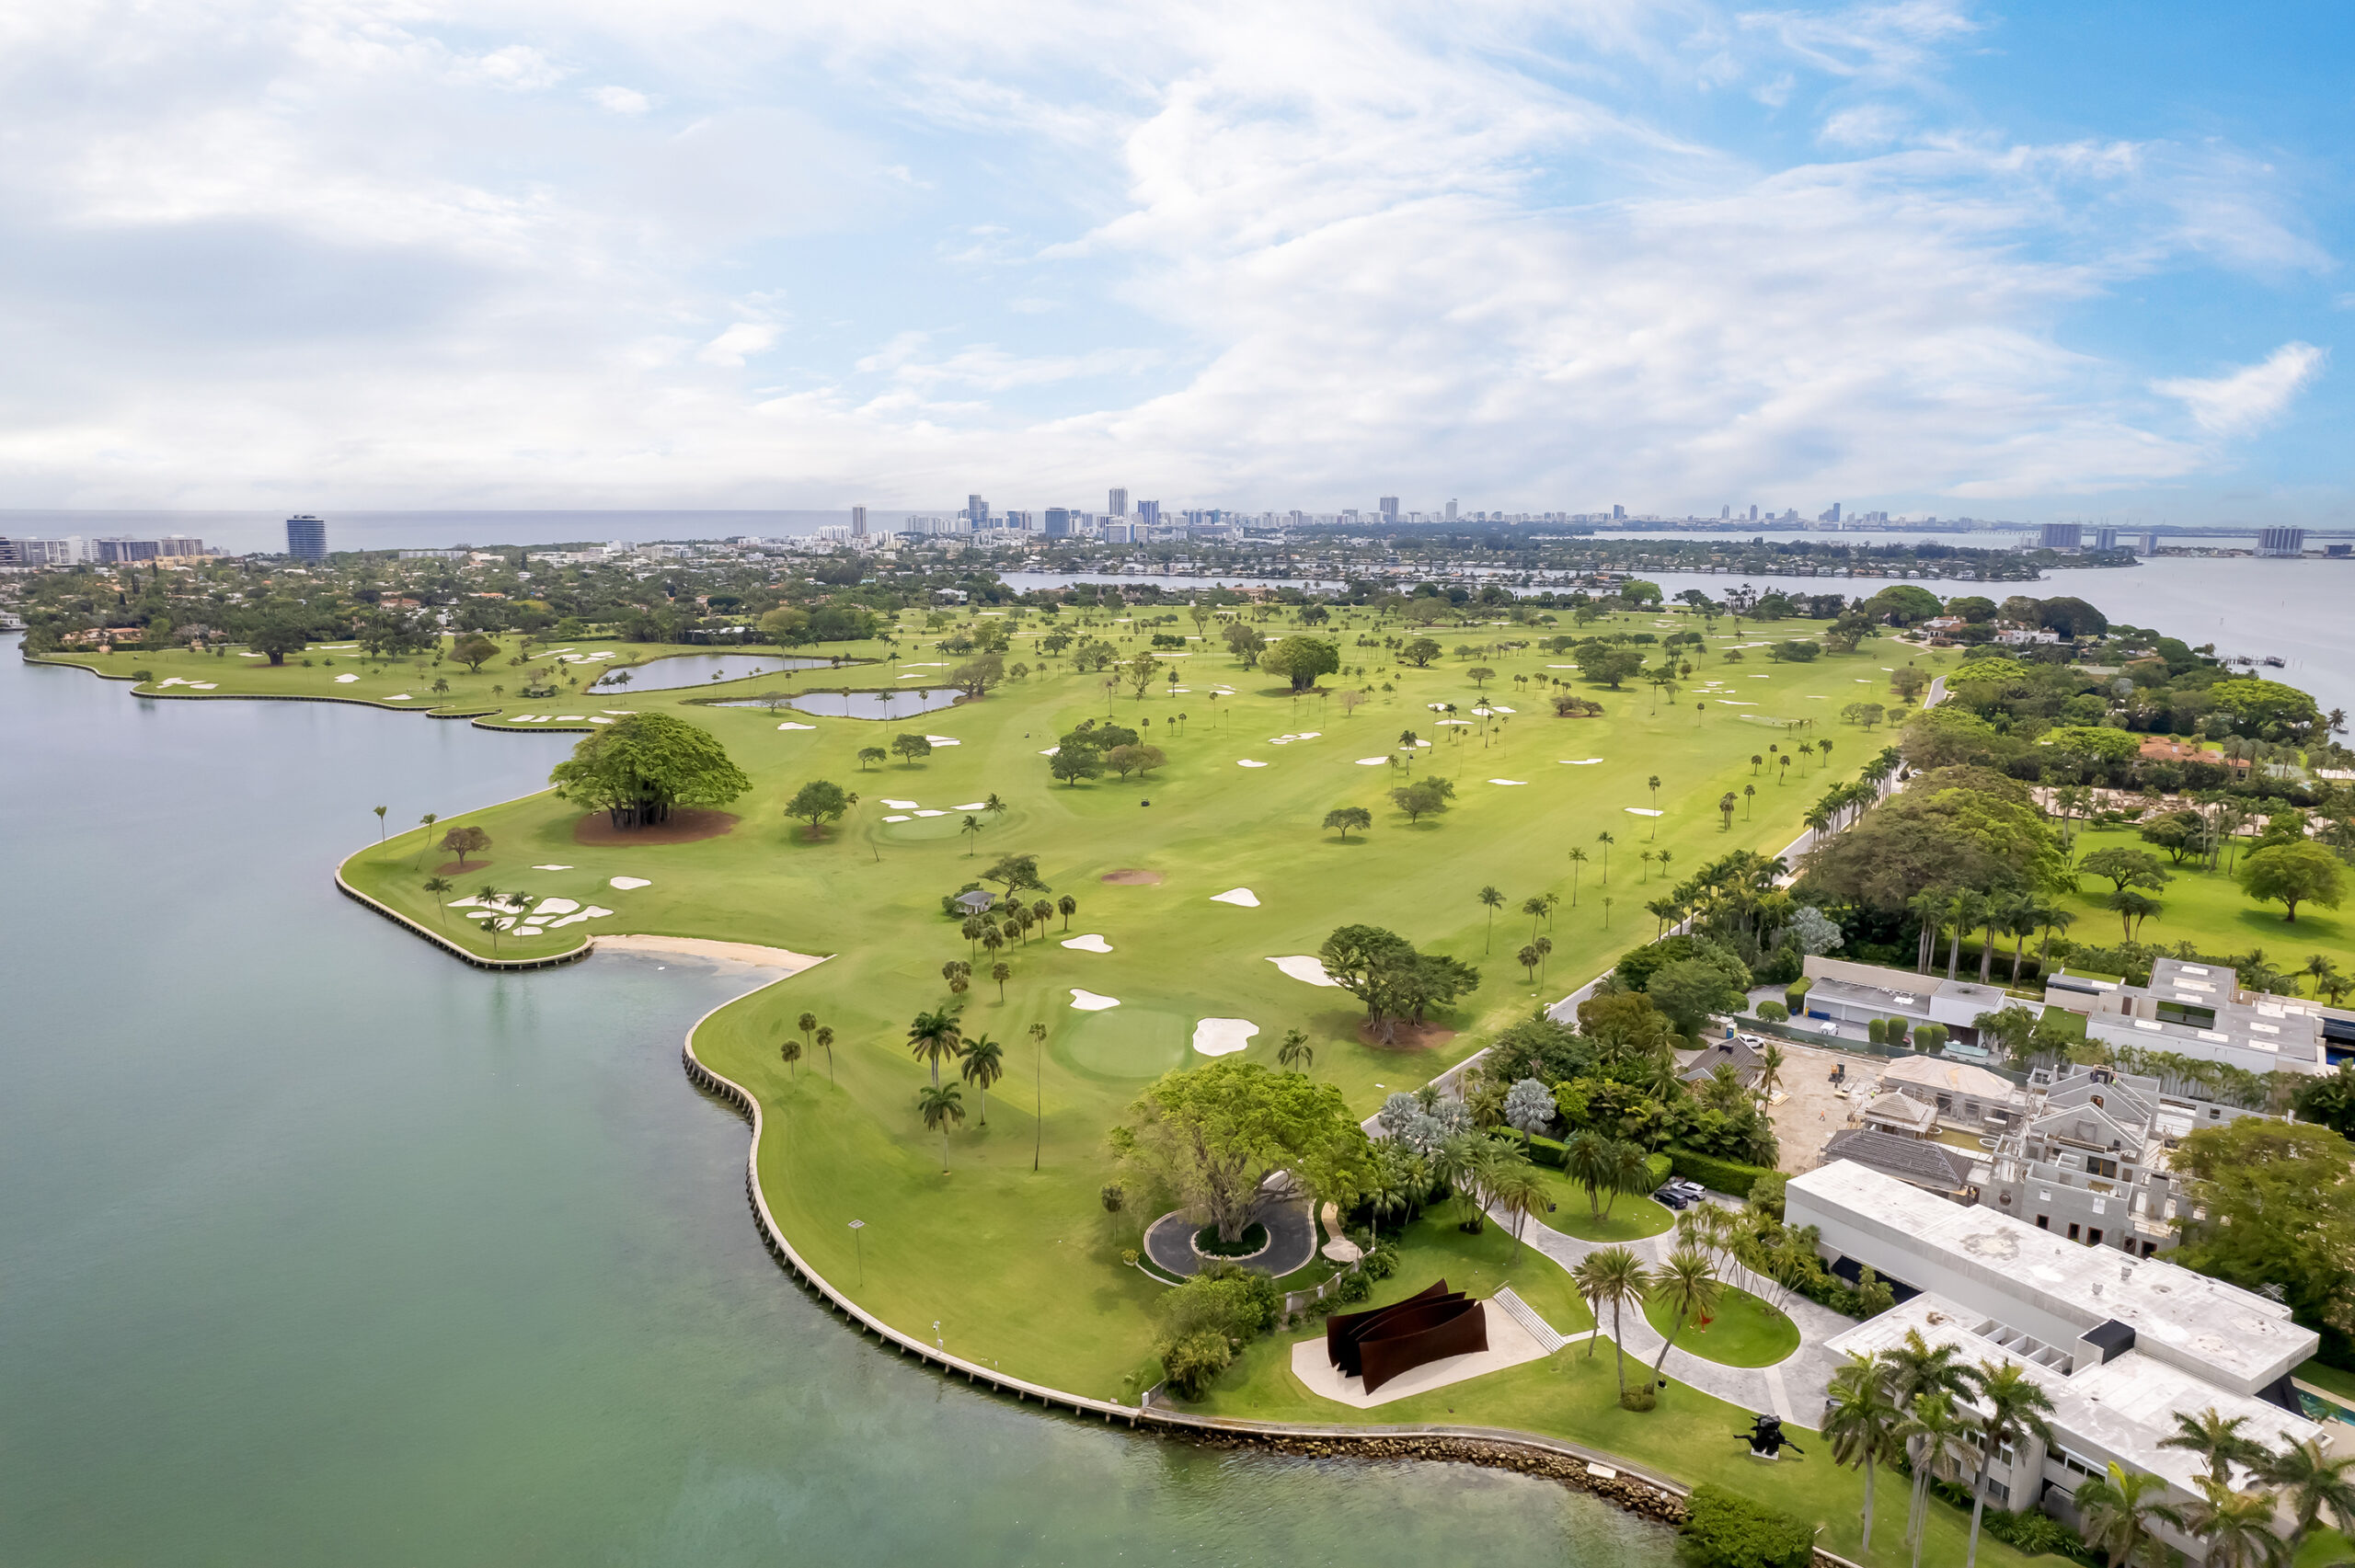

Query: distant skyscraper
[1444,499,1457,521]
[1611,504,1625,521]
[966,494,989,526]
[1721,505,1729,519]
[850,506,868,538]
[1749,505,1758,521]
[2094,525,2118,552]
[2257,526,2307,557]
[1136,499,1161,526]
[286,515,327,560]
[1044,508,1072,537]
[1379,497,1399,521]
[1109,487,1129,517]
[2039,522,2082,550]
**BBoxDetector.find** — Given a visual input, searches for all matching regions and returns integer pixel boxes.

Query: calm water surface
[0,640,1652,1567]
[592,652,844,691]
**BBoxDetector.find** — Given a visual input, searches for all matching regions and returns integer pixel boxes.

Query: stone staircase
[1490,1286,1573,1354]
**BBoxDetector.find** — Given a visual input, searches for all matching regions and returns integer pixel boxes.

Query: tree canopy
[548,713,751,829]
[2172,1117,2355,1348]
[784,780,855,839]
[1261,635,1340,691]
[1318,923,1480,1043]
[1799,766,2065,914]
[2240,841,2348,924]
[1110,1059,1371,1242]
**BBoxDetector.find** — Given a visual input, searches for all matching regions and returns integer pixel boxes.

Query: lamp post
[848,1219,865,1289]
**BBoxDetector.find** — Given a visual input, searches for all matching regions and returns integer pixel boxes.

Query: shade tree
[548,713,751,830]
[1109,1059,1372,1243]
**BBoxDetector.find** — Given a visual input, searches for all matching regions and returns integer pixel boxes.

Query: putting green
[1062,1004,1192,1079]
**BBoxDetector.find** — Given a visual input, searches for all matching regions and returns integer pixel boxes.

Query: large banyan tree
[549,713,751,829]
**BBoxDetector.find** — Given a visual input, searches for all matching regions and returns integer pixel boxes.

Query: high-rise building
[1444,499,1457,521]
[1108,487,1129,517]
[1720,505,1730,519]
[285,515,327,560]
[2094,526,2119,552]
[1611,504,1625,521]
[1379,497,1399,521]
[1044,508,1072,537]
[2039,522,2083,551]
[1749,505,1759,521]
[850,506,868,538]
[966,494,989,526]
[2257,526,2307,558]
[1136,500,1161,526]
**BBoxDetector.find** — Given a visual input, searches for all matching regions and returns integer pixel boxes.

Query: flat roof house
[2046,957,2347,1076]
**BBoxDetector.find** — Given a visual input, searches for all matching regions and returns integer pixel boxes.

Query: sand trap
[1268,738,1291,745]
[913,809,948,818]
[1269,955,1341,987]
[1171,686,1190,692]
[881,798,919,809]
[953,802,989,811]
[1437,719,1472,727]
[1412,739,1430,748]
[1236,759,1269,768]
[881,814,912,823]
[925,735,960,746]
[1717,699,1756,705]
[1192,1018,1259,1058]
[557,715,584,721]
[1559,758,1603,765]
[1295,731,1321,738]
[1489,779,1527,785]
[1426,703,1450,712]
[1625,807,1663,817]
[1211,888,1260,907]
[1062,933,1113,953]
[1069,989,1121,1011]
[191,681,218,689]
[589,716,614,724]
[1356,757,1392,765]
[609,876,652,889]
[1100,869,1163,885]
[531,864,573,870]
[777,722,817,731]
[334,673,358,683]
[385,693,412,701]
[1039,746,1059,756]
[1485,706,1514,715]
[532,898,580,916]
[602,710,636,715]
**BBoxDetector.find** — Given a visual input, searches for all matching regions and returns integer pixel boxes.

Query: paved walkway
[1143,1196,1316,1278]
[1494,1199,1851,1427]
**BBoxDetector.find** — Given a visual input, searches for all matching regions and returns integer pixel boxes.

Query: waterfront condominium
[1108,487,1128,517]
[285,515,327,560]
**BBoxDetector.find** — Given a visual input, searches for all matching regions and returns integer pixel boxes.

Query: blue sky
[0,1,2347,523]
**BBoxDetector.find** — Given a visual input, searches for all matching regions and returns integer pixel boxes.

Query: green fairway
[318,604,1946,1417]
[1643,1285,1799,1368]
[1532,1164,1677,1241]
[2054,824,2355,979]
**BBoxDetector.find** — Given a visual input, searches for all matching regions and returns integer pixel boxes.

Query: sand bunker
[1100,869,1163,885]
[609,876,652,890]
[913,809,947,818]
[1192,1018,1259,1058]
[1559,758,1603,765]
[1069,990,1120,1012]
[1624,807,1663,817]
[1062,933,1113,953]
[385,693,411,701]
[1236,759,1269,768]
[1039,746,1059,756]
[881,798,919,809]
[925,735,960,746]
[881,814,912,823]
[1716,699,1755,705]
[777,722,817,731]
[1489,779,1527,785]
[334,674,358,683]
[532,898,580,916]
[1356,757,1391,765]
[589,717,614,725]
[952,802,989,811]
[531,864,573,870]
[1211,888,1260,908]
[1268,955,1341,987]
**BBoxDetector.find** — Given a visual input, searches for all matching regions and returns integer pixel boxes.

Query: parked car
[1651,1188,1689,1209]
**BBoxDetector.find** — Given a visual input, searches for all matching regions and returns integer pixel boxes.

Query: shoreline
[600,933,831,970]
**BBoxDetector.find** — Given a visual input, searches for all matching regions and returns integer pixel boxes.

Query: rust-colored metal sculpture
[1323,1279,1489,1392]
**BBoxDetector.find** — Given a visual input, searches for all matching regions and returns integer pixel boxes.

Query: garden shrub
[1526,1133,1568,1169]
[1668,1149,1776,1198]
[1784,978,1812,1014]
[1153,1262,1282,1397]
[1755,1001,1788,1023]
[1679,1484,1813,1568]
[1645,1152,1674,1189]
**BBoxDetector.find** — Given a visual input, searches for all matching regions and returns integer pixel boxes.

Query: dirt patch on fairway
[571,809,740,847]
[1100,868,1165,885]
[435,859,496,876]
[1356,1020,1459,1051]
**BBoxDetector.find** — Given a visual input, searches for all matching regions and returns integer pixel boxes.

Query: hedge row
[1522,1139,1675,1194]
[1666,1148,1778,1198]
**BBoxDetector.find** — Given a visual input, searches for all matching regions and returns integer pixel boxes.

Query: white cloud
[2154,343,2326,436]
[591,85,651,115]
[452,45,568,93]
[698,322,780,367]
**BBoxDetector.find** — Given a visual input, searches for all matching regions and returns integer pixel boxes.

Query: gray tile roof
[1820,1128,1977,1192]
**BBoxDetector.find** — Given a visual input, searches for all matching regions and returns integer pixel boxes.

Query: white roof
[1878,1055,2026,1103]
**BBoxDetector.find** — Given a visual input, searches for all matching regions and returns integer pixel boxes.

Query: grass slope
[1642,1285,1800,1368]
[2055,824,2355,979]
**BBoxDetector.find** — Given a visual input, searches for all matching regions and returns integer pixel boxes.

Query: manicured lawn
[320,607,1948,1421]
[1183,1299,2035,1568]
[1531,1163,1676,1242]
[2295,1356,2355,1403]
[2050,824,2355,980]
[1642,1284,1799,1368]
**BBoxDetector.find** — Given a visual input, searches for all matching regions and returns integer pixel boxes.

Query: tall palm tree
[992,960,1012,1001]
[1028,1020,1048,1171]
[961,814,982,854]
[1478,885,1505,951]
[1522,894,1549,940]
[2180,1479,2292,1568]
[917,1083,965,1172]
[907,1006,964,1086]
[1966,1362,2055,1568]
[779,1035,802,1079]
[1881,1330,1985,1546]
[1596,830,1614,883]
[1601,1139,1652,1219]
[2261,1436,2355,1545]
[814,1024,835,1082]
[1823,1353,1903,1552]
[1755,1043,1786,1104]
[413,812,439,869]
[1647,1247,1721,1379]
[798,1012,818,1057]
[1639,848,1656,883]
[2161,1406,2269,1488]
[1276,1028,1314,1074]
[1566,847,1588,906]
[1899,1391,1980,1568]
[1564,1130,1610,1218]
[421,876,454,928]
[1489,1161,1548,1263]
[1945,888,1988,979]
[1057,894,1077,931]
[1573,1246,1651,1402]
[2074,1462,2187,1568]
[959,1035,1005,1125]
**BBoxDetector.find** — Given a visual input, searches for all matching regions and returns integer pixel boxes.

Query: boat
[2263,656,2287,668]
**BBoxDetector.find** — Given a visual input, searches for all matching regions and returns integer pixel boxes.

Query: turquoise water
[0,642,1662,1567]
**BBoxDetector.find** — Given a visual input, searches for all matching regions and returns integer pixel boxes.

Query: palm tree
[798,1012,818,1057]
[413,812,439,868]
[2161,1406,2269,1488]
[373,804,387,840]
[1522,894,1549,940]
[1563,1130,1610,1218]
[1898,1391,1980,1568]
[2262,1436,2355,1545]
[475,884,507,952]
[1822,1354,1903,1552]
[961,814,982,854]
[2306,954,2342,1000]
[1566,847,1588,906]
[1756,1043,1786,1104]
[1276,1028,1314,1073]
[917,1083,965,1172]
[814,1024,835,1082]
[1028,1020,1048,1171]
[1057,894,1077,931]
[2074,1462,2187,1568]
[1648,1247,1721,1379]
[1639,848,1656,883]
[907,1006,964,1086]
[421,876,454,928]
[1742,783,1755,818]
[960,1035,1005,1125]
[1516,943,1542,982]
[1572,1246,1651,1402]
[1596,830,1614,883]
[1488,1161,1549,1263]
[1533,934,1554,986]
[1966,1362,2055,1568]
[1478,885,1505,951]
[779,1035,803,1079]
[2180,1479,2292,1568]
[1881,1329,1985,1547]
